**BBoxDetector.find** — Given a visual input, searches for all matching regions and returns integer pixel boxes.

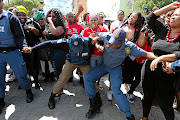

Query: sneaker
[107,90,113,101]
[126,93,134,103]
[98,83,103,90]
[121,83,130,94]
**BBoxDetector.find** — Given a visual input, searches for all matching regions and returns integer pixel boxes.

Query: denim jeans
[0,50,31,98]
[84,63,132,116]
[51,50,67,80]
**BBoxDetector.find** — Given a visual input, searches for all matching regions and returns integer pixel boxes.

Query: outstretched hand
[22,47,32,53]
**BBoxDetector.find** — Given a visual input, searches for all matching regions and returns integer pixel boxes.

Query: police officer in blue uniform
[0,0,33,114]
[84,28,157,119]
[24,34,102,110]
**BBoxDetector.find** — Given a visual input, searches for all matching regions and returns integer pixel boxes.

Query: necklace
[166,29,180,42]
[90,26,100,33]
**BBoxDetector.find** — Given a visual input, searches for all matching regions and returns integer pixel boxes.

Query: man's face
[0,1,4,13]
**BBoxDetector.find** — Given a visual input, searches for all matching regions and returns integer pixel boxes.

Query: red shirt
[65,22,84,37]
[135,41,152,64]
[83,26,108,56]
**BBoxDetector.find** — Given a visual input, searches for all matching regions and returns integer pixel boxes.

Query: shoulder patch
[125,47,131,54]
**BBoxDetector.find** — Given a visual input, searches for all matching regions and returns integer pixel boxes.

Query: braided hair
[121,11,145,43]
[45,8,66,40]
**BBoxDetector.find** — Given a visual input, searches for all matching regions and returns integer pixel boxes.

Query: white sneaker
[121,83,130,94]
[7,74,16,82]
[107,90,113,101]
[126,93,134,103]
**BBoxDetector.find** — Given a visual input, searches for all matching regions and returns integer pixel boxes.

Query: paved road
[0,74,180,120]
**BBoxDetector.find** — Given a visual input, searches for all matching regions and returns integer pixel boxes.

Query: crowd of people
[0,0,180,119]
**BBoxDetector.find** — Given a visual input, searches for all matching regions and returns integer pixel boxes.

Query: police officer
[24,34,102,110]
[84,28,157,119]
[0,0,33,114]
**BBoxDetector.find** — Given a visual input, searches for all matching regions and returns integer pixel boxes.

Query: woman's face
[89,17,98,29]
[170,9,180,28]
[128,13,138,25]
[17,12,27,24]
[48,12,56,22]
[38,18,45,27]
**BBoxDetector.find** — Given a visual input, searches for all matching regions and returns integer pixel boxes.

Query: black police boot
[48,92,56,109]
[86,97,100,119]
[126,114,135,120]
[26,89,33,103]
[0,98,5,114]
[96,92,102,108]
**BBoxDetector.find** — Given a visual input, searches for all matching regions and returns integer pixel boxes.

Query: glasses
[48,14,56,18]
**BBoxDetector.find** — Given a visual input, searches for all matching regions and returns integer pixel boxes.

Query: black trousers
[141,60,175,120]
[122,57,142,94]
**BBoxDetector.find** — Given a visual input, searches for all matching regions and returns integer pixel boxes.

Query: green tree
[133,0,177,14]
[3,0,42,15]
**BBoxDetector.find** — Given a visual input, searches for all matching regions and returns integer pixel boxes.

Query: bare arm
[150,54,177,71]
[74,5,84,20]
[143,52,157,61]
[48,17,64,36]
[154,1,180,16]
[91,37,103,45]
[136,32,149,48]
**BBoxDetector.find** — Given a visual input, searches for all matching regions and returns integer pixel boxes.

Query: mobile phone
[145,7,149,12]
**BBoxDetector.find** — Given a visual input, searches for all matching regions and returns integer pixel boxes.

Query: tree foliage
[4,0,42,14]
[134,0,178,14]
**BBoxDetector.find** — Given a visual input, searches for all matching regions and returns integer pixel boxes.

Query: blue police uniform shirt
[171,60,180,72]
[99,33,146,68]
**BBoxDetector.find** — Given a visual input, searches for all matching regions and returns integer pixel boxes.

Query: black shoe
[26,89,33,103]
[18,85,22,90]
[86,97,100,119]
[35,82,40,89]
[126,114,135,120]
[0,98,5,115]
[48,93,56,109]
[96,92,102,108]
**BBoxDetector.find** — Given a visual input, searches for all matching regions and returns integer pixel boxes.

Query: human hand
[43,30,47,36]
[169,1,180,10]
[78,4,84,13]
[91,37,100,45]
[22,47,32,53]
[152,4,159,11]
[162,61,174,74]
[150,57,162,71]
[47,17,52,22]
[95,43,104,52]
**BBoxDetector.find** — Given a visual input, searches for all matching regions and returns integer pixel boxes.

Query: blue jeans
[84,63,132,117]
[0,50,31,98]
[51,50,67,80]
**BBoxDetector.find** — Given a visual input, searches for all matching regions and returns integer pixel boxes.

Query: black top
[23,18,41,47]
[146,12,180,59]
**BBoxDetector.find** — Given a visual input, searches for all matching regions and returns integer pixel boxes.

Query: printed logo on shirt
[106,43,110,48]
[115,33,119,38]
[0,26,5,32]
[68,29,72,33]
[125,47,131,54]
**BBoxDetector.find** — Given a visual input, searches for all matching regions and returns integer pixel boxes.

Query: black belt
[0,47,18,53]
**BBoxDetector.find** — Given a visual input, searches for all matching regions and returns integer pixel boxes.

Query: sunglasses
[48,14,56,18]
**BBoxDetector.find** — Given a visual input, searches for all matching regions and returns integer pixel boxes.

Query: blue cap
[109,28,126,45]
[70,34,84,53]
